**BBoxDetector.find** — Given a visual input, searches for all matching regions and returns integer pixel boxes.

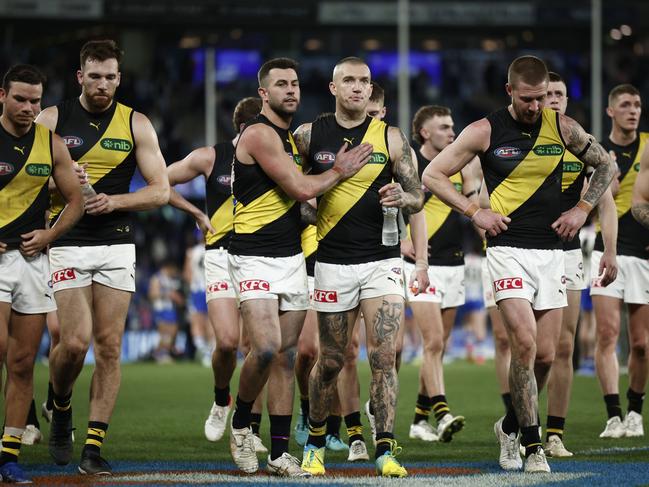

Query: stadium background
[2,1,649,484]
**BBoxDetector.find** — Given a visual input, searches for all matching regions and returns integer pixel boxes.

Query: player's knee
[7,352,36,383]
[535,351,554,372]
[94,340,122,364]
[630,340,648,359]
[596,326,619,349]
[216,335,239,355]
[512,335,536,362]
[555,338,574,361]
[253,346,278,370]
[319,354,344,383]
[495,335,510,354]
[423,336,444,357]
[61,335,90,361]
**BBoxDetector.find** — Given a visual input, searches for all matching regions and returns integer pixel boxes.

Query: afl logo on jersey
[0,162,14,175]
[63,136,83,148]
[217,175,231,186]
[494,146,521,158]
[314,151,336,164]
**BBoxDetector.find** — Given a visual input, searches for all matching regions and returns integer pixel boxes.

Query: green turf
[14,360,647,466]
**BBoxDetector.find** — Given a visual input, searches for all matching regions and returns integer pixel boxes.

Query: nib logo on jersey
[101,138,132,152]
[494,277,523,291]
[240,279,270,292]
[52,268,76,284]
[313,289,338,303]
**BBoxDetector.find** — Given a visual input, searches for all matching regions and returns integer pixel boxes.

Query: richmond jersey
[50,99,136,246]
[308,114,398,264]
[480,107,565,250]
[595,132,649,259]
[0,123,52,249]
[230,114,302,257]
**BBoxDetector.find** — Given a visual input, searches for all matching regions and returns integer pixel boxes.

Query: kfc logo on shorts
[425,286,437,295]
[208,281,229,292]
[52,268,76,283]
[240,279,270,292]
[494,277,523,291]
[313,289,338,303]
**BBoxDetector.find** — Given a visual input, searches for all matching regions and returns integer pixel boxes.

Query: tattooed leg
[308,310,357,423]
[362,296,403,433]
[498,298,539,428]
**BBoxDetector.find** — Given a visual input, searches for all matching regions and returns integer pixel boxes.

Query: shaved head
[333,56,368,81]
[507,55,549,89]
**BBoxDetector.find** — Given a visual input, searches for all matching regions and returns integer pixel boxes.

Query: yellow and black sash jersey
[204,142,234,249]
[560,149,587,251]
[595,132,649,259]
[480,107,564,250]
[408,150,464,266]
[229,114,302,257]
[300,222,317,277]
[50,98,137,247]
[0,123,52,249]
[308,114,398,264]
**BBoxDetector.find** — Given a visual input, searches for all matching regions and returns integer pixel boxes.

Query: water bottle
[381,206,399,246]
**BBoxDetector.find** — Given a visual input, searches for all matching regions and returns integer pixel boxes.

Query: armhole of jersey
[555,110,568,149]
[383,122,390,156]
[54,103,64,134]
[48,128,53,167]
[205,145,218,181]
[128,108,136,149]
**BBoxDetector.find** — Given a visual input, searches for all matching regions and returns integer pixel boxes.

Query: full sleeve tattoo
[393,129,424,215]
[563,117,616,207]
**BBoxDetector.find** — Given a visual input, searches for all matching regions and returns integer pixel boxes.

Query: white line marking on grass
[107,472,591,486]
[576,446,649,456]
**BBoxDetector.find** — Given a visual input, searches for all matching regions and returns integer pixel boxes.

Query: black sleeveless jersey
[0,123,52,249]
[308,114,398,264]
[50,99,137,246]
[229,114,302,257]
[594,133,649,258]
[560,148,587,251]
[204,142,234,249]
[480,107,564,250]
[412,150,464,266]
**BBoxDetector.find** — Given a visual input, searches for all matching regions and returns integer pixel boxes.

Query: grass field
[11,360,649,485]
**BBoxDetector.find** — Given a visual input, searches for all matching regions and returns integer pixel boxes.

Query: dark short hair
[369,81,384,105]
[507,55,548,88]
[2,64,46,92]
[548,71,564,84]
[232,97,262,133]
[411,105,451,145]
[608,83,641,106]
[257,57,299,87]
[80,39,123,68]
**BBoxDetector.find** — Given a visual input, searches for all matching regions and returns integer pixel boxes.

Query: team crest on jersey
[635,163,641,172]
[494,146,521,158]
[25,163,51,177]
[217,175,231,186]
[533,144,564,156]
[314,151,336,164]
[0,162,14,175]
[101,138,132,152]
[292,154,303,166]
[63,136,84,148]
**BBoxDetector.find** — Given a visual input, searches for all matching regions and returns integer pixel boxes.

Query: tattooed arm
[632,143,649,230]
[552,114,616,240]
[293,123,312,172]
[380,127,424,215]
[300,199,317,225]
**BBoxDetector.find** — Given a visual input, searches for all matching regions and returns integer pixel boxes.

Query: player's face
[421,115,455,152]
[77,58,120,111]
[366,100,386,120]
[547,81,568,115]
[508,80,547,125]
[0,81,42,130]
[330,63,372,113]
[608,93,641,132]
[259,68,300,119]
